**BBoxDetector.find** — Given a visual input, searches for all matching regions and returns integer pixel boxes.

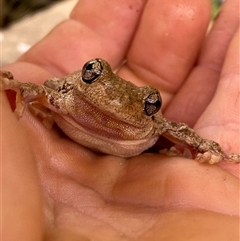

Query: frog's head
[57,58,164,157]
[79,58,162,120]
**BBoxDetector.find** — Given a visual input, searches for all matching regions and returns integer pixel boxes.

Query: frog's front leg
[0,70,68,119]
[157,118,240,164]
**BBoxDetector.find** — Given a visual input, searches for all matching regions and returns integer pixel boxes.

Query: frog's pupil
[82,59,102,84]
[86,63,93,70]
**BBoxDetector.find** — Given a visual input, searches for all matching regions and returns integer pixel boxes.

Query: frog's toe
[195,151,222,164]
[224,154,240,163]
[0,70,14,80]
[0,71,17,90]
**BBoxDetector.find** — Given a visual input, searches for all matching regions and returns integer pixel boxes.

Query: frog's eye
[144,92,162,116]
[82,59,103,84]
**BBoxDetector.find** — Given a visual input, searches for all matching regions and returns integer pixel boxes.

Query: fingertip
[126,0,211,91]
[19,0,146,75]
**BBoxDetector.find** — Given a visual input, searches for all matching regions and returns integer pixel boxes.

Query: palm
[3,0,239,240]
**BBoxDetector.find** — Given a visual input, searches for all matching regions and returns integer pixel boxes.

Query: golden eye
[144,92,162,116]
[82,59,102,84]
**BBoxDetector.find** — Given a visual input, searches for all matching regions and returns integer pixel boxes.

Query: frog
[1,58,239,164]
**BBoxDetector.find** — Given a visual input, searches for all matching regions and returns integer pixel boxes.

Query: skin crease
[1,0,240,240]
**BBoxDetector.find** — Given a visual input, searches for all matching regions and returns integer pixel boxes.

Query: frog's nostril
[82,59,103,84]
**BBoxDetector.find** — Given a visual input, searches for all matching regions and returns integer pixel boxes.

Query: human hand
[2,0,239,240]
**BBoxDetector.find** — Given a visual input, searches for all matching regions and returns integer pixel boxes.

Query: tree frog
[1,58,239,164]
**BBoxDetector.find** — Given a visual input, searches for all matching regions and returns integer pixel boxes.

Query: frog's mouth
[52,105,154,140]
[52,112,159,157]
[64,92,157,141]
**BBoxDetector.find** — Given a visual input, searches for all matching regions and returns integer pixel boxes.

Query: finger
[112,156,239,215]
[195,28,240,157]
[118,0,211,104]
[1,93,43,240]
[199,0,239,70]
[164,0,239,126]
[198,28,240,127]
[17,0,146,76]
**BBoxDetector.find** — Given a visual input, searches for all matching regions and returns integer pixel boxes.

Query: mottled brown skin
[1,58,239,163]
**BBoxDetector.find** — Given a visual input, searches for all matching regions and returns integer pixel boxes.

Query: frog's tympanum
[1,58,239,164]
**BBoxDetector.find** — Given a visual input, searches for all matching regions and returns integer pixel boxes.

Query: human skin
[1,0,239,240]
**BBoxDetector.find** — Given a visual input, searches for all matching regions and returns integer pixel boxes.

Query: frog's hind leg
[1,70,50,117]
[158,118,240,164]
[0,70,68,119]
[1,70,27,117]
[1,71,57,128]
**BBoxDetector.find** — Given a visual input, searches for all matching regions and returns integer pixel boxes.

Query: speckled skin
[1,58,239,163]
